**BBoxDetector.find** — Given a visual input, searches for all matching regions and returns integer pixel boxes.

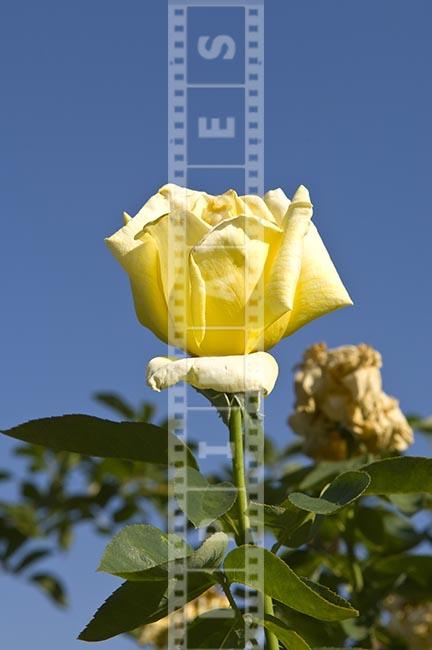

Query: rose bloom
[289,343,413,460]
[106,184,351,356]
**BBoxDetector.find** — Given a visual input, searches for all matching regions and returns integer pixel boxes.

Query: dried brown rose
[288,343,413,460]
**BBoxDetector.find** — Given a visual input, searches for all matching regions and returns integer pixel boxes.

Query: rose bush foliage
[1,186,431,649]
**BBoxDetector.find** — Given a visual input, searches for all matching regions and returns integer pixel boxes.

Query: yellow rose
[106,184,352,356]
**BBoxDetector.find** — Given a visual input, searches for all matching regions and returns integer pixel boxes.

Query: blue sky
[1,1,432,648]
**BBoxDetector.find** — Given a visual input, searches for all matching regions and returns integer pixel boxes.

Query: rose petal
[135,209,210,305]
[263,188,291,224]
[189,215,281,355]
[282,222,353,337]
[105,190,170,260]
[114,232,170,342]
[240,193,279,224]
[264,185,313,323]
[147,351,279,396]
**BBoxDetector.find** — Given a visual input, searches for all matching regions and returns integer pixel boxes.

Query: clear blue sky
[1,1,432,648]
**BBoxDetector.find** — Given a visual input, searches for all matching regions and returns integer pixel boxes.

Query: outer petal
[262,224,353,349]
[263,188,291,224]
[147,352,279,396]
[261,188,352,351]
[106,186,211,350]
[105,191,170,260]
[107,185,209,262]
[120,232,169,343]
[282,222,353,337]
[263,185,313,325]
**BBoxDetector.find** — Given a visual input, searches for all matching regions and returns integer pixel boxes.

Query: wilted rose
[106,184,351,357]
[289,343,413,460]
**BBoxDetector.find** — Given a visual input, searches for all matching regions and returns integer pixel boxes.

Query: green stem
[264,595,279,650]
[217,572,242,619]
[228,402,279,650]
[229,405,250,544]
[345,507,363,598]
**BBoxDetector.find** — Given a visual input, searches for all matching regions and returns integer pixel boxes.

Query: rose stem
[229,404,250,545]
[228,402,279,650]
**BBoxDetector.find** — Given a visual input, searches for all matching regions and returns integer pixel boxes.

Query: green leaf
[13,548,51,574]
[187,609,243,648]
[136,401,157,423]
[254,501,315,547]
[255,501,309,533]
[188,532,229,570]
[78,579,169,641]
[224,546,357,622]
[251,615,311,649]
[388,493,426,515]
[30,572,67,607]
[299,457,371,491]
[140,534,227,627]
[277,606,346,647]
[288,471,370,515]
[363,554,432,604]
[2,415,198,468]
[21,481,42,501]
[79,533,226,642]
[98,524,193,579]
[302,579,356,612]
[407,414,432,433]
[4,503,40,536]
[281,441,305,459]
[112,502,137,524]
[355,506,423,553]
[368,553,432,583]
[283,518,317,549]
[174,468,237,528]
[145,572,215,626]
[80,572,215,641]
[364,456,432,495]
